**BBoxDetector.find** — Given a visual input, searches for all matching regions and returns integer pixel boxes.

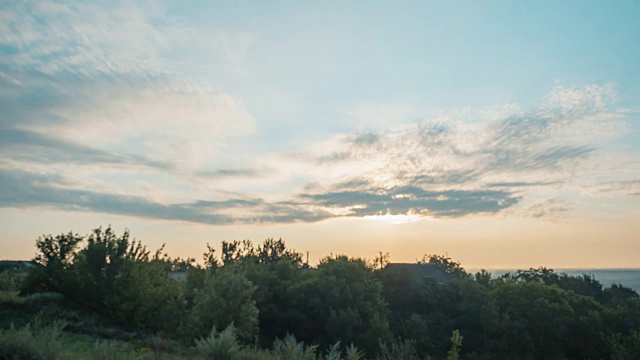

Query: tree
[474,269,492,288]
[419,254,469,279]
[369,252,390,271]
[243,257,307,344]
[293,255,391,355]
[68,227,141,310]
[256,238,303,265]
[480,280,608,359]
[33,226,186,333]
[220,240,256,266]
[21,232,83,294]
[190,267,259,341]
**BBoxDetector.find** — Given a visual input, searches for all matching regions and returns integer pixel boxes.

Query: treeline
[5,226,640,359]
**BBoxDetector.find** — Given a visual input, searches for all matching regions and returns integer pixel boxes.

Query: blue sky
[1,1,639,267]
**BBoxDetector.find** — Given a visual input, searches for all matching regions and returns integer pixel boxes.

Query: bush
[195,324,243,360]
[0,324,40,360]
[324,342,342,360]
[0,290,19,305]
[0,271,23,292]
[0,320,66,360]
[344,343,365,360]
[272,333,317,360]
[18,292,64,306]
[190,268,258,340]
[139,334,183,354]
[377,338,421,360]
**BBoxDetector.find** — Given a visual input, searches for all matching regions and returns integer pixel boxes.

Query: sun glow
[362,212,424,224]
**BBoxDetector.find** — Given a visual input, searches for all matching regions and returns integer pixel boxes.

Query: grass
[0,319,66,360]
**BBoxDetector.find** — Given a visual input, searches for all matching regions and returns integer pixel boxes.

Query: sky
[1,1,639,269]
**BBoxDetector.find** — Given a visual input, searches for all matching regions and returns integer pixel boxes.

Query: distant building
[0,260,35,272]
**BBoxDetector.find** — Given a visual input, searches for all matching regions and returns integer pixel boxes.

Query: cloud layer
[1,82,634,224]
[1,3,637,225]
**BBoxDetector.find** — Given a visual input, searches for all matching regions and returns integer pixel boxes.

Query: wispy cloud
[588,180,640,197]
[0,82,631,222]
[1,1,256,171]
[517,199,571,220]
[0,1,635,224]
[196,168,272,179]
[0,2,186,78]
[487,181,561,188]
[0,128,172,170]
[281,84,630,219]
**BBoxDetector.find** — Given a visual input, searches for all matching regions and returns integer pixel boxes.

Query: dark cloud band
[0,168,519,224]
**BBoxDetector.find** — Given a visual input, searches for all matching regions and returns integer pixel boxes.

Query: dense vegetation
[1,226,639,359]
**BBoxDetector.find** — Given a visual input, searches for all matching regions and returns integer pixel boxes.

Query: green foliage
[0,290,19,305]
[474,269,492,288]
[13,225,640,359]
[299,255,391,354]
[344,343,365,360]
[604,283,639,306]
[500,267,610,300]
[324,341,342,360]
[447,330,462,360]
[418,254,469,279]
[21,232,82,294]
[379,264,487,356]
[500,266,558,284]
[34,232,82,267]
[108,260,186,332]
[190,267,259,340]
[221,240,256,266]
[0,320,66,360]
[18,291,64,306]
[233,239,307,344]
[22,226,186,334]
[90,340,124,360]
[0,323,44,360]
[68,226,144,310]
[195,324,243,360]
[377,338,421,360]
[203,243,220,270]
[369,252,390,271]
[481,280,610,359]
[0,270,24,292]
[257,238,303,265]
[272,334,318,360]
[608,331,640,360]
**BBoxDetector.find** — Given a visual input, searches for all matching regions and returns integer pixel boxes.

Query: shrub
[0,290,19,305]
[377,338,421,360]
[0,323,40,360]
[0,320,66,360]
[344,343,365,360]
[272,333,317,360]
[447,330,463,360]
[324,342,342,360]
[18,292,64,306]
[91,340,129,360]
[0,271,23,292]
[140,334,183,354]
[195,324,243,360]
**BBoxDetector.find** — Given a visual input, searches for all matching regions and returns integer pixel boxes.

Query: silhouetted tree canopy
[11,225,640,359]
